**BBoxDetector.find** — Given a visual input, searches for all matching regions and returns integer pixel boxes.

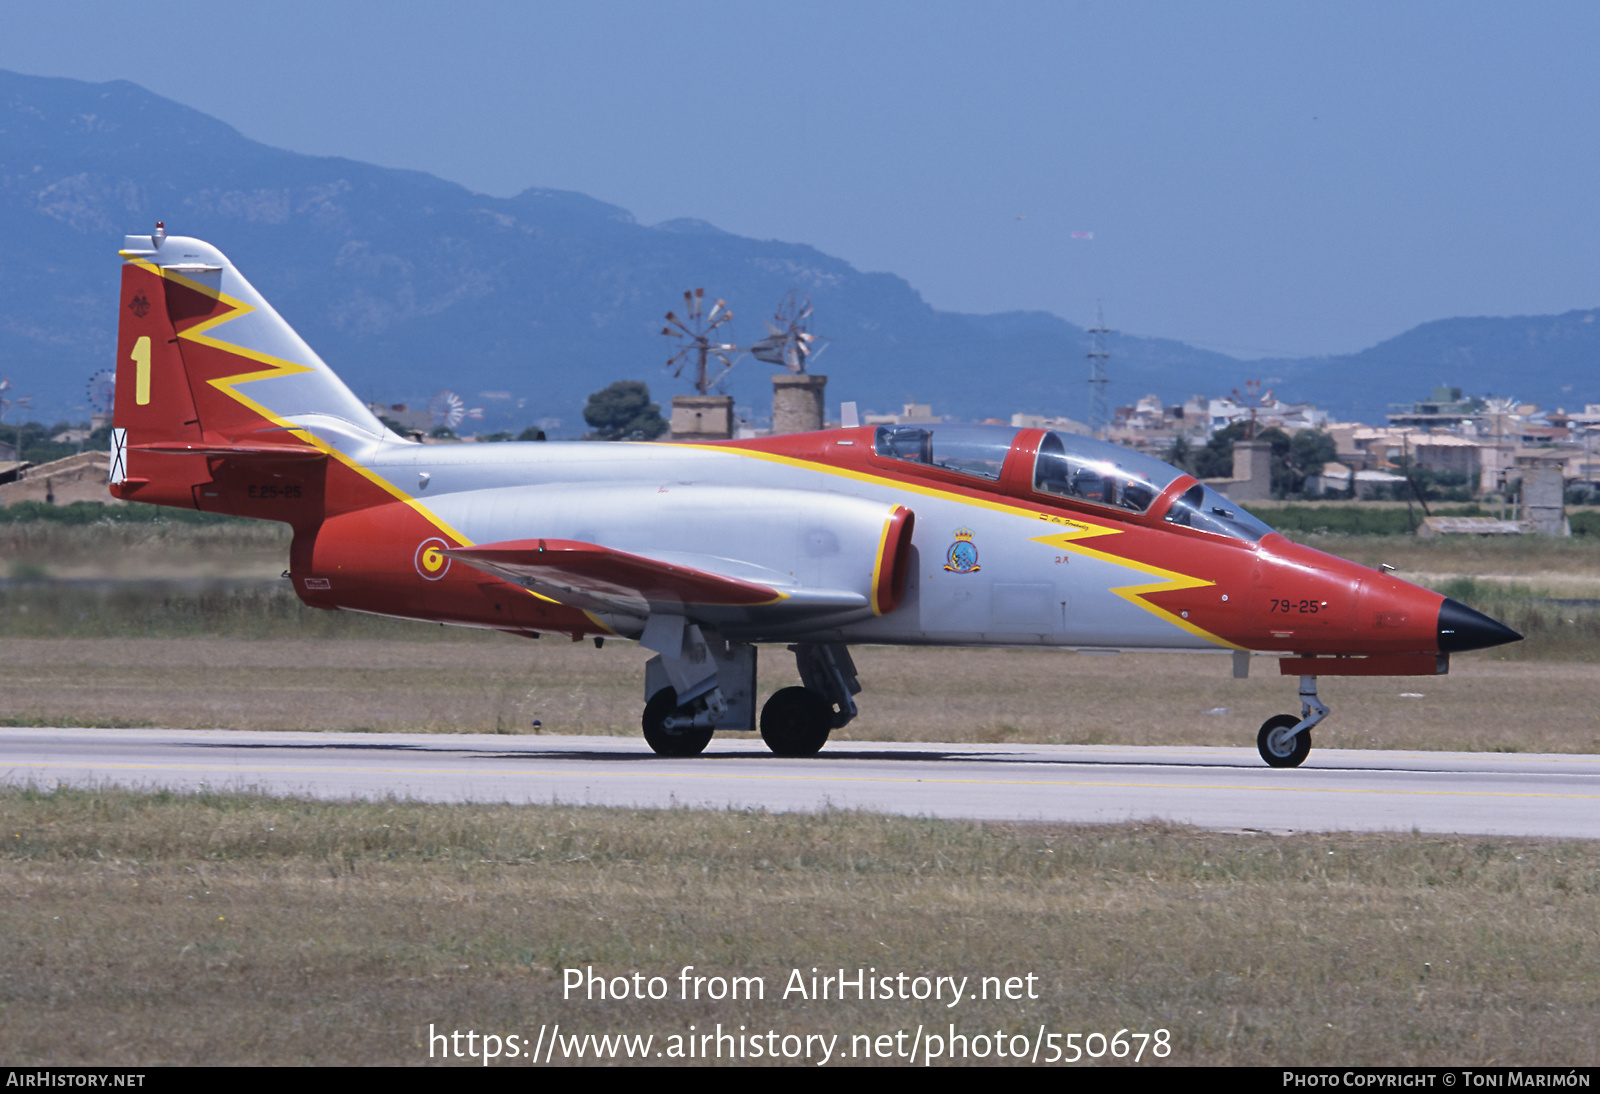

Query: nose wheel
[1257,714,1312,767]
[1255,675,1328,768]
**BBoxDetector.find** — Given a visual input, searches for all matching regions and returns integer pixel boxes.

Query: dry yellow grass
[1,521,290,581]
[1,789,1596,1066]
[1,637,1595,754]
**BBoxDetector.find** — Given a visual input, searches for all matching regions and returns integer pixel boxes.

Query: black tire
[760,686,832,757]
[1257,714,1312,768]
[641,688,714,757]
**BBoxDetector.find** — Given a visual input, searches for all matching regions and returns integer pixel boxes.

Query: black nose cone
[1437,597,1522,652]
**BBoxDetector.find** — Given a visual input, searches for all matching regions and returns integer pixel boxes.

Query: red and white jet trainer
[109,227,1520,766]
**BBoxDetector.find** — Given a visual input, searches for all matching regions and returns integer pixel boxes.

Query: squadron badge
[944,528,981,574]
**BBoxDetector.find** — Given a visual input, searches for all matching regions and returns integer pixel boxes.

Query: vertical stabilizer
[114,229,386,441]
[111,228,390,506]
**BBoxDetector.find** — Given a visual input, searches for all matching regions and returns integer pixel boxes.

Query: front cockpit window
[1031,430,1182,513]
[873,424,1019,481]
[1162,482,1275,542]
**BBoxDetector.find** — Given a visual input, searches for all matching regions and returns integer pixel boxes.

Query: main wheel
[641,688,714,757]
[1257,714,1312,768]
[760,686,832,756]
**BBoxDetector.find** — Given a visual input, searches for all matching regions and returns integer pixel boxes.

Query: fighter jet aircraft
[108,227,1520,767]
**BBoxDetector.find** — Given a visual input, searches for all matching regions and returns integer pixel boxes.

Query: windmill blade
[750,334,786,365]
[429,390,467,430]
[87,370,117,415]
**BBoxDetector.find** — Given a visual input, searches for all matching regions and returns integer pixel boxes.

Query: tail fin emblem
[127,293,151,318]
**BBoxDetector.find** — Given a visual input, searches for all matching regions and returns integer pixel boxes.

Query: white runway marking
[4,728,1600,838]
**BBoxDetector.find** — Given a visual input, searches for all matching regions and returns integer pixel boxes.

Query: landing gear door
[644,639,757,732]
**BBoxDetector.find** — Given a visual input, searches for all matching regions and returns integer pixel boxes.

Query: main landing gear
[637,632,860,758]
[755,642,862,756]
[642,687,720,757]
[1256,675,1329,768]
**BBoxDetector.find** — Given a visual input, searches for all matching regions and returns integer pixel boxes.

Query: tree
[1191,422,1336,498]
[1161,435,1197,475]
[1284,430,1336,496]
[582,381,667,441]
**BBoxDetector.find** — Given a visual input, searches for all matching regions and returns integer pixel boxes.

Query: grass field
[0,637,1594,754]
[0,788,1596,1066]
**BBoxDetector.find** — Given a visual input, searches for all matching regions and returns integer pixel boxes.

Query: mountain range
[2,69,1596,434]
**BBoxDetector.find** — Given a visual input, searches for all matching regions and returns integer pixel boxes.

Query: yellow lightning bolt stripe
[1031,526,1239,648]
[125,258,474,548]
[676,442,1237,648]
[654,441,1078,523]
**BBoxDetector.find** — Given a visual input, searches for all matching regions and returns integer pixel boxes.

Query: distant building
[1010,413,1090,435]
[1200,395,1327,434]
[0,452,115,507]
[863,402,941,426]
[368,402,432,433]
[1387,385,1483,428]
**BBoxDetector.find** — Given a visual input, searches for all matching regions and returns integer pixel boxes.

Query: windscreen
[1162,482,1276,542]
[874,424,1021,481]
[1032,431,1186,514]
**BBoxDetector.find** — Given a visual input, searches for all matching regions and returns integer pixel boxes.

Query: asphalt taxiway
[4,727,1599,838]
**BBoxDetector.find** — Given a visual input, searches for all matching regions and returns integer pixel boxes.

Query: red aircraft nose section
[1248,536,1518,656]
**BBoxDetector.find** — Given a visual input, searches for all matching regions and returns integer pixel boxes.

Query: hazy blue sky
[6,1,1598,358]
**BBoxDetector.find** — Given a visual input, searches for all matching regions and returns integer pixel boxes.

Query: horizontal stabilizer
[130,441,325,460]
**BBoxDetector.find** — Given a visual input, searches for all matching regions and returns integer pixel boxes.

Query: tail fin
[112,227,388,507]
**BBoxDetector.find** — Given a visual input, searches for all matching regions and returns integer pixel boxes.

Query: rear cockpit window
[873,425,1018,481]
[1162,482,1275,542]
[1032,430,1178,513]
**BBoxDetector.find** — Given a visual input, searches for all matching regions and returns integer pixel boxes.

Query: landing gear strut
[1256,675,1328,768]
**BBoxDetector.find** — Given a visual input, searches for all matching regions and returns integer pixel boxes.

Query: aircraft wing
[443,539,870,623]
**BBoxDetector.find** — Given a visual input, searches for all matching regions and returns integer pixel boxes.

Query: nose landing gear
[1256,675,1328,768]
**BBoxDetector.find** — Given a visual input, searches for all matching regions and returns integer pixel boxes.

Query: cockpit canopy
[872,423,1275,543]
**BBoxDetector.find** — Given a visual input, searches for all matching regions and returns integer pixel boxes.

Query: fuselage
[236,418,1462,660]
